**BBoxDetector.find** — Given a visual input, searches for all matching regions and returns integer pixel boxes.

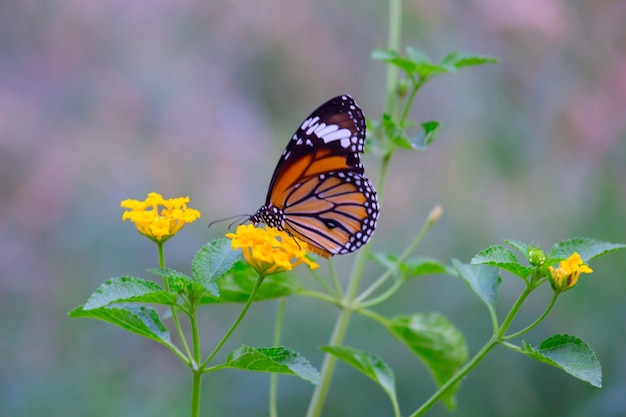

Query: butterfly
[250,95,379,258]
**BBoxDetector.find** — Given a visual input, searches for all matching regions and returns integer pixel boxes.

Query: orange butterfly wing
[251,95,379,257]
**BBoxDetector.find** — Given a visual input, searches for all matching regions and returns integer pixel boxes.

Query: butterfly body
[250,95,379,258]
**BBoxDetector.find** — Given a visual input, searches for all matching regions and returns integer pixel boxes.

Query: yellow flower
[226,224,319,275]
[548,252,593,292]
[121,192,201,242]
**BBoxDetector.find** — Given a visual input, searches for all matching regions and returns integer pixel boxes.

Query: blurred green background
[1,1,625,416]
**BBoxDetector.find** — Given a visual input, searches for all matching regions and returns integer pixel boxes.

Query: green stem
[310,267,336,297]
[409,277,544,416]
[496,284,533,338]
[306,2,403,415]
[503,291,559,340]
[356,205,441,305]
[189,299,203,417]
[157,242,193,361]
[190,369,202,417]
[298,290,342,306]
[190,303,202,368]
[269,298,287,417]
[304,297,354,417]
[201,273,266,369]
[327,260,343,298]
[306,51,398,417]
[408,337,499,417]
[398,80,421,126]
[385,0,402,115]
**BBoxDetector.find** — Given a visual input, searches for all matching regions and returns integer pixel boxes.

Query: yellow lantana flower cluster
[226,224,319,276]
[121,192,201,242]
[548,252,593,293]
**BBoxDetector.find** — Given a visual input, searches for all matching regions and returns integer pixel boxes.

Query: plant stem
[306,2,402,415]
[190,369,202,417]
[269,298,287,417]
[496,284,533,338]
[305,58,398,417]
[409,277,543,416]
[385,0,402,115]
[356,205,441,305]
[408,337,499,417]
[304,298,354,417]
[328,260,343,298]
[200,273,266,369]
[157,242,193,361]
[503,291,559,340]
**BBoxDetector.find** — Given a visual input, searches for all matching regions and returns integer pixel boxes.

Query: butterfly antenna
[208,214,250,229]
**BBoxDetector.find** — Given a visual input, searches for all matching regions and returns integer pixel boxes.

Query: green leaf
[521,334,602,387]
[549,238,626,262]
[452,260,501,309]
[82,277,175,310]
[503,239,532,260]
[371,48,418,75]
[69,304,180,353]
[403,256,450,278]
[471,245,532,278]
[387,313,468,409]
[200,262,302,303]
[192,239,241,290]
[149,267,196,293]
[440,51,499,69]
[406,46,432,65]
[411,120,441,150]
[391,131,415,150]
[371,48,402,62]
[320,346,397,406]
[224,345,320,385]
[371,253,450,282]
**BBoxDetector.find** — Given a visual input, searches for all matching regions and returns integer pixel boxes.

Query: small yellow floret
[120,192,201,242]
[226,224,319,276]
[548,252,593,292]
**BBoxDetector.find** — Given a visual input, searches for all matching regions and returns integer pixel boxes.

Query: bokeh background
[1,0,625,416]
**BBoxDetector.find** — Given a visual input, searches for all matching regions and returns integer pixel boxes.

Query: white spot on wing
[321,128,352,144]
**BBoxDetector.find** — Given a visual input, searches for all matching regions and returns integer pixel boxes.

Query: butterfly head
[250,205,285,230]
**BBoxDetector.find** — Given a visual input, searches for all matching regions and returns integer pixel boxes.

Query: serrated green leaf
[503,239,532,259]
[521,334,602,387]
[471,245,532,278]
[192,239,241,289]
[321,346,397,406]
[199,262,302,303]
[440,51,499,68]
[82,277,175,310]
[387,313,468,409]
[472,245,517,264]
[224,345,320,385]
[69,304,180,353]
[452,260,501,310]
[549,238,626,262]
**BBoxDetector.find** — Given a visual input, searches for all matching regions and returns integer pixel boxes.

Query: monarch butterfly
[250,95,379,258]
